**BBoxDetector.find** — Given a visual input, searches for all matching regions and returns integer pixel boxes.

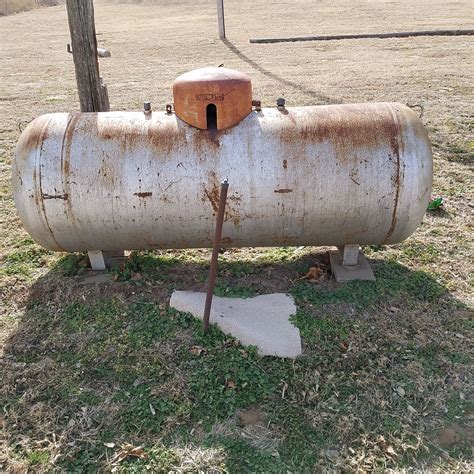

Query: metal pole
[216,0,225,39]
[203,178,229,332]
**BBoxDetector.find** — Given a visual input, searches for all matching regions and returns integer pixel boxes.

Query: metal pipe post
[216,0,226,39]
[203,178,229,332]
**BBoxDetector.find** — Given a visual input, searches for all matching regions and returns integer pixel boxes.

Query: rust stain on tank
[34,146,65,250]
[204,184,220,213]
[383,112,403,243]
[286,110,297,125]
[274,188,293,194]
[282,159,288,169]
[98,118,138,142]
[63,113,81,176]
[134,192,153,198]
[98,152,120,189]
[271,236,299,245]
[97,117,184,156]
[24,115,65,250]
[20,115,52,157]
[203,182,242,226]
[42,193,68,200]
[31,118,50,212]
[147,121,184,155]
[228,193,242,203]
[229,214,240,226]
[192,129,222,156]
[220,236,232,245]
[62,113,81,226]
[32,167,40,208]
[279,104,401,164]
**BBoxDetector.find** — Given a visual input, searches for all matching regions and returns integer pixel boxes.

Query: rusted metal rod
[203,178,229,332]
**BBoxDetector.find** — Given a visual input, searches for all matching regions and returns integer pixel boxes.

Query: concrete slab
[169,291,302,358]
[78,273,113,285]
[329,249,375,282]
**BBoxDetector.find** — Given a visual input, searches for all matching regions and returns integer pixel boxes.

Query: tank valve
[277,97,286,110]
[252,99,262,112]
[143,101,152,116]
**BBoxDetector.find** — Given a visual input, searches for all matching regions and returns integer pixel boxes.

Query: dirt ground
[0,0,62,17]
[0,0,473,472]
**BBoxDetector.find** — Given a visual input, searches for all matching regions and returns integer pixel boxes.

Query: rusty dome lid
[173,67,252,131]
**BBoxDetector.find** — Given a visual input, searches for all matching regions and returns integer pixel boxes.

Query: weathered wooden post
[66,0,114,270]
[216,0,225,39]
[66,0,110,112]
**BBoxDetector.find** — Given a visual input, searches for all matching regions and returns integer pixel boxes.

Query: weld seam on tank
[383,104,403,244]
[61,113,82,248]
[36,115,65,251]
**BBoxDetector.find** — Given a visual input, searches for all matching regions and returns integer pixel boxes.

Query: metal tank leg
[88,250,125,271]
[329,245,375,282]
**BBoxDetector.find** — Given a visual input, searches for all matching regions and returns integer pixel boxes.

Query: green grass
[26,450,50,466]
[401,243,440,264]
[189,345,275,420]
[1,246,52,277]
[111,250,184,281]
[214,282,258,297]
[54,253,88,276]
[206,437,288,472]
[291,309,349,343]
[445,395,473,422]
[291,261,445,310]
[411,342,472,376]
[115,445,180,473]
[1,251,471,472]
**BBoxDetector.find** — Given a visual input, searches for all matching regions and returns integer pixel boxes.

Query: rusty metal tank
[12,67,432,254]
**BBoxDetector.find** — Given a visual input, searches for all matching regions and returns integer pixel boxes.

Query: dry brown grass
[0,0,61,16]
[0,0,36,16]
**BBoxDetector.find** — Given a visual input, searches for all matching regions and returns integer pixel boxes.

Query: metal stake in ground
[203,178,229,332]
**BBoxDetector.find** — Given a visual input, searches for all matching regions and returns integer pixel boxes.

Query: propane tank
[12,68,432,272]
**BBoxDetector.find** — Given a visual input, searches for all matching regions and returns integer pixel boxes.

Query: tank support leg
[88,250,125,271]
[329,245,376,282]
[337,245,359,266]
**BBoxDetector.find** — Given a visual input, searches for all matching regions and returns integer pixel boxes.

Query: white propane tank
[12,68,432,265]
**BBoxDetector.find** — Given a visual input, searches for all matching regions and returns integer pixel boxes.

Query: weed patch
[291,261,445,310]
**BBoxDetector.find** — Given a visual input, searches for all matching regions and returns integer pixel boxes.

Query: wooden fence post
[217,0,225,39]
[66,0,110,112]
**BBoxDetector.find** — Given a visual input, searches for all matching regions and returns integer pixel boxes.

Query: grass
[1,252,472,471]
[0,239,52,277]
[0,0,60,16]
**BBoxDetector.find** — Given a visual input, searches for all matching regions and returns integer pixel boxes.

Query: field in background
[0,0,473,472]
[0,0,61,16]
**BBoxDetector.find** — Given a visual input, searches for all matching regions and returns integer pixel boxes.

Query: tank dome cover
[173,67,252,130]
